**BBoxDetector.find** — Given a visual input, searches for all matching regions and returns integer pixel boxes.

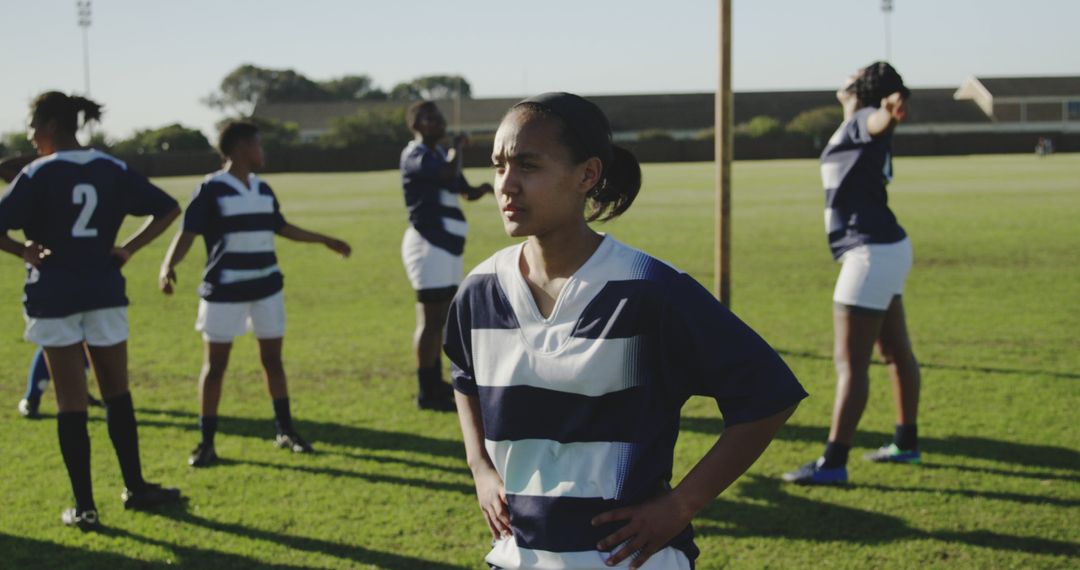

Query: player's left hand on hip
[592,492,694,568]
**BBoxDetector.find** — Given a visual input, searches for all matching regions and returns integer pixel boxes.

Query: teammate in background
[400,101,492,411]
[784,62,922,486]
[2,156,102,418]
[445,92,806,569]
[159,120,351,468]
[0,91,183,529]
[18,346,103,418]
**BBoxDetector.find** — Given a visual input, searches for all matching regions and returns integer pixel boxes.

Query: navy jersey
[182,171,286,303]
[400,141,468,255]
[444,236,807,569]
[0,150,178,318]
[820,107,907,259]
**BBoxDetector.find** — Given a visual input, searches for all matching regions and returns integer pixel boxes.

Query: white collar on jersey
[21,149,126,178]
[209,170,262,194]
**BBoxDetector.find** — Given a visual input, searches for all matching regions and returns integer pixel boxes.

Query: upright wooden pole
[715,0,733,305]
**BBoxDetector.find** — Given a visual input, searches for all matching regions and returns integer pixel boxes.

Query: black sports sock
[417,367,442,398]
[894,424,918,451]
[272,398,293,435]
[105,392,146,491]
[822,441,850,468]
[199,416,218,446]
[57,411,95,512]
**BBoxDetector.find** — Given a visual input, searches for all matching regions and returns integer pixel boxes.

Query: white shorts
[25,307,128,347]
[833,238,913,312]
[401,226,463,299]
[196,290,285,343]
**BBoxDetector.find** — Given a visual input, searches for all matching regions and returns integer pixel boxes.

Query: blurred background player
[784,62,922,486]
[0,91,183,529]
[18,346,102,418]
[159,120,351,468]
[3,155,102,417]
[446,93,806,569]
[399,101,492,411]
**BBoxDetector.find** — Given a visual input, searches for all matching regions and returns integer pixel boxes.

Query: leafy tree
[203,64,332,115]
[735,115,783,138]
[320,75,387,101]
[390,75,472,100]
[785,106,844,145]
[318,108,410,148]
[112,124,211,155]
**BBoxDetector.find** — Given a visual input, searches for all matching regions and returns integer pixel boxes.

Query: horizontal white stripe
[219,264,280,285]
[225,230,276,254]
[471,328,641,396]
[439,189,460,208]
[225,229,276,252]
[487,539,691,570]
[218,194,275,217]
[443,217,468,237]
[820,161,843,189]
[487,439,631,499]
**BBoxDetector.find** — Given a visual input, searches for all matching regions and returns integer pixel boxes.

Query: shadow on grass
[681,417,1080,477]
[0,529,308,569]
[776,348,1080,381]
[698,475,1080,557]
[140,501,467,569]
[227,457,474,495]
[136,407,464,460]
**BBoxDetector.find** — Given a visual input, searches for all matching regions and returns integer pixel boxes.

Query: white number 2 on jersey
[71,184,99,238]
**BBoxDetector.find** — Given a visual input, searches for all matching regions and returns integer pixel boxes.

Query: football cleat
[188,442,218,468]
[61,507,101,531]
[121,482,182,510]
[18,398,40,419]
[782,458,849,485]
[275,432,314,453]
[864,443,922,464]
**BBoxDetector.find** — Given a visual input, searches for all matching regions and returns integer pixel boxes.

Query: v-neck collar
[508,234,612,324]
[216,170,259,194]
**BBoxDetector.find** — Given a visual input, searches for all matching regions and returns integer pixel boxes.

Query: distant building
[253,75,1080,144]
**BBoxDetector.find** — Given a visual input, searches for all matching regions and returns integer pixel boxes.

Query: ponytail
[512,92,642,222]
[31,91,103,133]
[586,145,641,222]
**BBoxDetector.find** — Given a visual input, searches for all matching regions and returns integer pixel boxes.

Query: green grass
[1,154,1077,568]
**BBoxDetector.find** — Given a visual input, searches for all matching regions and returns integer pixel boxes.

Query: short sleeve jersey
[400,141,468,255]
[181,171,286,303]
[444,236,808,569]
[820,106,907,259]
[0,150,178,318]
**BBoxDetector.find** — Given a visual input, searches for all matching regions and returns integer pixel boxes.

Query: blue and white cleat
[782,458,848,485]
[864,443,921,464]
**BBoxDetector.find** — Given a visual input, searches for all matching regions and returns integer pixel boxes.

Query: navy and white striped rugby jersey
[0,149,178,318]
[400,141,468,256]
[445,236,807,569]
[820,106,907,260]
[182,171,286,303]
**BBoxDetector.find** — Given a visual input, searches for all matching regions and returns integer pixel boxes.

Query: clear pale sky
[2,0,1077,140]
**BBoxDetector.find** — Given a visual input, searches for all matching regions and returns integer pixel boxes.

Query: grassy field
[0,154,1077,569]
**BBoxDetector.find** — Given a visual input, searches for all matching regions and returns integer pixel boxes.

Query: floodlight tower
[882,0,894,61]
[77,0,92,95]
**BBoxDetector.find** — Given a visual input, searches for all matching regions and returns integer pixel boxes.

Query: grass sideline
[0,154,1077,568]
